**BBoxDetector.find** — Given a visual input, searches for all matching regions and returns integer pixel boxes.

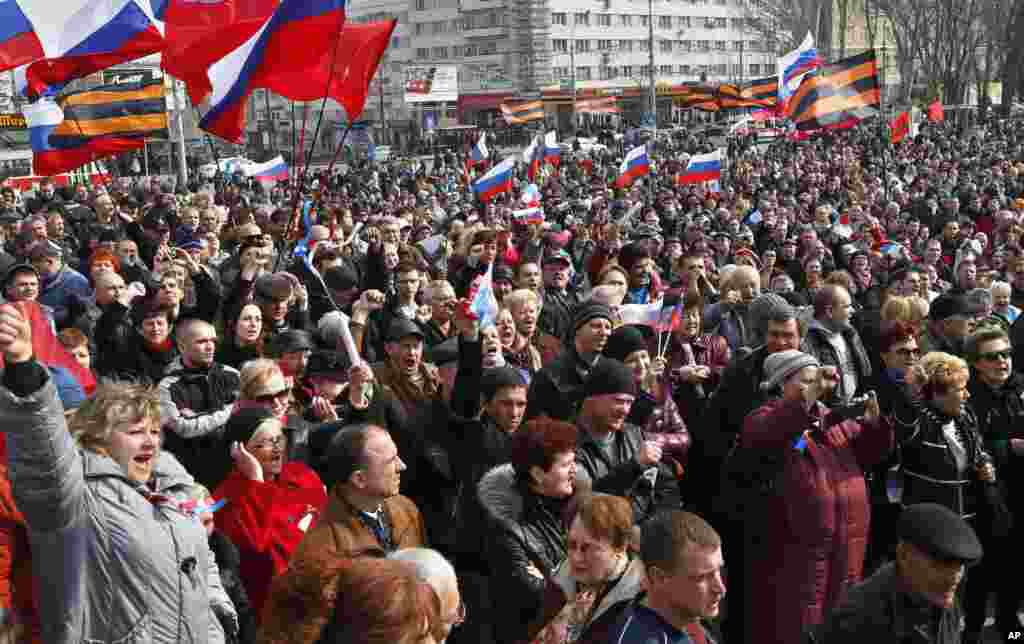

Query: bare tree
[741,0,835,56]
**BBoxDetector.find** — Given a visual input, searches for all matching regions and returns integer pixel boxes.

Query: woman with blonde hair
[0,303,234,644]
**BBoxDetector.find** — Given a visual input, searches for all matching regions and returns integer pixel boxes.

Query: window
[598,39,613,50]
[432,46,447,58]
[602,66,616,80]
[714,63,727,75]
[658,15,672,28]
[677,16,691,28]
[577,67,592,80]
[640,14,649,27]
[639,39,649,51]
[553,66,570,78]
[451,47,461,59]
[575,12,590,25]
[715,40,726,50]
[748,63,761,75]
[462,44,477,56]
[660,64,672,75]
[679,64,691,75]
[414,23,424,35]
[697,40,710,51]
[619,39,632,51]
[575,39,590,52]
[415,0,425,9]
[598,13,611,26]
[622,65,632,77]
[432,21,446,34]
[479,41,498,55]
[552,12,567,25]
[716,17,727,27]
[679,40,692,51]
[715,0,727,5]
[660,41,672,52]
[553,39,568,52]
[731,17,744,28]
[620,14,632,26]
[416,47,429,58]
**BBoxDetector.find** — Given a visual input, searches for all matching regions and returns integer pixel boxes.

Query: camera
[824,392,873,429]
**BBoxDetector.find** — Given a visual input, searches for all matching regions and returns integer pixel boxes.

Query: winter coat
[258,487,426,644]
[477,464,575,644]
[94,300,180,385]
[574,423,682,524]
[0,372,232,644]
[525,347,609,422]
[158,358,241,488]
[812,563,962,644]
[801,318,873,401]
[213,463,328,619]
[528,556,645,644]
[0,435,39,644]
[37,264,91,328]
[662,332,731,432]
[738,398,894,644]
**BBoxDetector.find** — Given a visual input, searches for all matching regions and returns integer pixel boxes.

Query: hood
[551,556,646,628]
[477,463,524,528]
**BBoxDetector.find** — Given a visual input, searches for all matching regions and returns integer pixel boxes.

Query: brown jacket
[257,486,427,644]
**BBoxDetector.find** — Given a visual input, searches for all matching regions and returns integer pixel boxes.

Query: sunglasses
[978,350,1011,362]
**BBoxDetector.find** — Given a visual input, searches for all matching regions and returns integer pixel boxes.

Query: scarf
[144,336,174,354]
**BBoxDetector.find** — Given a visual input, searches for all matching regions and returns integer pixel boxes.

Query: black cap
[305,350,351,380]
[323,264,359,291]
[387,318,425,342]
[224,407,278,448]
[604,325,649,363]
[493,263,515,284]
[271,329,315,355]
[572,302,614,334]
[583,359,637,399]
[2,263,38,290]
[898,503,983,563]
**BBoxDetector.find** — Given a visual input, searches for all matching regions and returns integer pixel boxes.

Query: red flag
[927,100,944,122]
[315,20,397,121]
[161,0,278,105]
[889,111,910,144]
[0,301,96,396]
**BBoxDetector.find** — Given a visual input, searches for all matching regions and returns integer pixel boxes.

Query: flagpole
[194,106,221,182]
[325,121,355,177]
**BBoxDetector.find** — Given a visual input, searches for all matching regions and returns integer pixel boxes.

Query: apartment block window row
[413,0,459,10]
[412,11,503,35]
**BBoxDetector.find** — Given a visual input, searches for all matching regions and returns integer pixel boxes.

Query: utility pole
[378,53,388,146]
[647,0,656,130]
[172,79,188,186]
[264,90,277,154]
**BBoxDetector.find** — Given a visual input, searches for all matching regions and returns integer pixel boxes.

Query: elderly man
[390,548,463,644]
[30,241,90,330]
[422,280,457,348]
[801,285,872,404]
[919,293,982,357]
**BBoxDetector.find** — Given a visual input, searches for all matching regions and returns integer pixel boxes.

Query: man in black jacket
[574,359,680,524]
[812,503,982,644]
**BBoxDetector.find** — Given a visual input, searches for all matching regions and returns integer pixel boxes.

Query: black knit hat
[572,302,614,335]
[224,407,278,448]
[583,359,637,399]
[604,325,648,363]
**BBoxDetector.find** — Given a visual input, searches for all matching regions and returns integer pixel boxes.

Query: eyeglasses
[250,436,286,450]
[254,389,290,403]
[978,350,1011,362]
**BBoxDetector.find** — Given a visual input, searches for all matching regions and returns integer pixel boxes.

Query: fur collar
[551,556,646,628]
[477,463,523,528]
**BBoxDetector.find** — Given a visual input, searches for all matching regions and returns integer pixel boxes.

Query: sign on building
[405,66,459,103]
[103,68,162,86]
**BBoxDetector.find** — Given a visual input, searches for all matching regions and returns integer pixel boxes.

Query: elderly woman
[216,303,264,369]
[237,358,312,463]
[703,265,760,352]
[528,494,644,644]
[502,289,544,376]
[991,280,1021,325]
[0,303,235,644]
[213,408,327,621]
[663,296,731,432]
[737,350,893,644]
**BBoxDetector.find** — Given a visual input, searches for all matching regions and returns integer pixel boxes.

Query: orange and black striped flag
[57,79,169,142]
[785,50,880,131]
[500,101,544,125]
[673,83,718,110]
[738,76,779,109]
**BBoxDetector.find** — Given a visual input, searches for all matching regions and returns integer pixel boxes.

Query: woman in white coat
[0,302,235,644]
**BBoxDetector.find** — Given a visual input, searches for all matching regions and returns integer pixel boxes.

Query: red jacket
[214,462,327,619]
[738,399,893,644]
[0,435,41,643]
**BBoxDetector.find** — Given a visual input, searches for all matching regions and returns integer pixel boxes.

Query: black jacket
[539,286,578,343]
[94,300,179,385]
[477,464,571,644]
[575,423,681,524]
[968,372,1024,512]
[811,563,961,644]
[801,318,873,401]
[208,530,257,644]
[525,346,607,422]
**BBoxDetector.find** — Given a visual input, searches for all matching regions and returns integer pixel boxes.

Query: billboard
[404,66,458,103]
[103,67,162,86]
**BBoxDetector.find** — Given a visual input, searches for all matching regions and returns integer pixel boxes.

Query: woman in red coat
[736,350,893,644]
[213,407,327,621]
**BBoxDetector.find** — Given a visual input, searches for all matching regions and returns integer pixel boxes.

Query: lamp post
[569,10,590,133]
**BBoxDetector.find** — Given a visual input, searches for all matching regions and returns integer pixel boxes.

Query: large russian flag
[200,0,347,143]
[676,149,722,185]
[615,144,649,188]
[778,32,822,106]
[472,157,514,203]
[245,154,288,182]
[0,1,166,98]
[543,130,560,167]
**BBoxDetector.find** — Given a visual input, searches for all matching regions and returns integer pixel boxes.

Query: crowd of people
[0,114,1022,644]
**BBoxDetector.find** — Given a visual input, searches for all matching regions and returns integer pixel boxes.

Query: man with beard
[573,359,681,524]
[919,293,981,357]
[801,285,872,405]
[158,318,241,487]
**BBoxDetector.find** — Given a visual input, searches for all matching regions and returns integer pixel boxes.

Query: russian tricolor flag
[615,145,650,188]
[200,0,347,143]
[513,206,544,226]
[469,132,488,167]
[472,157,514,203]
[676,149,722,185]
[0,1,166,98]
[778,32,822,105]
[543,130,560,167]
[245,155,288,182]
